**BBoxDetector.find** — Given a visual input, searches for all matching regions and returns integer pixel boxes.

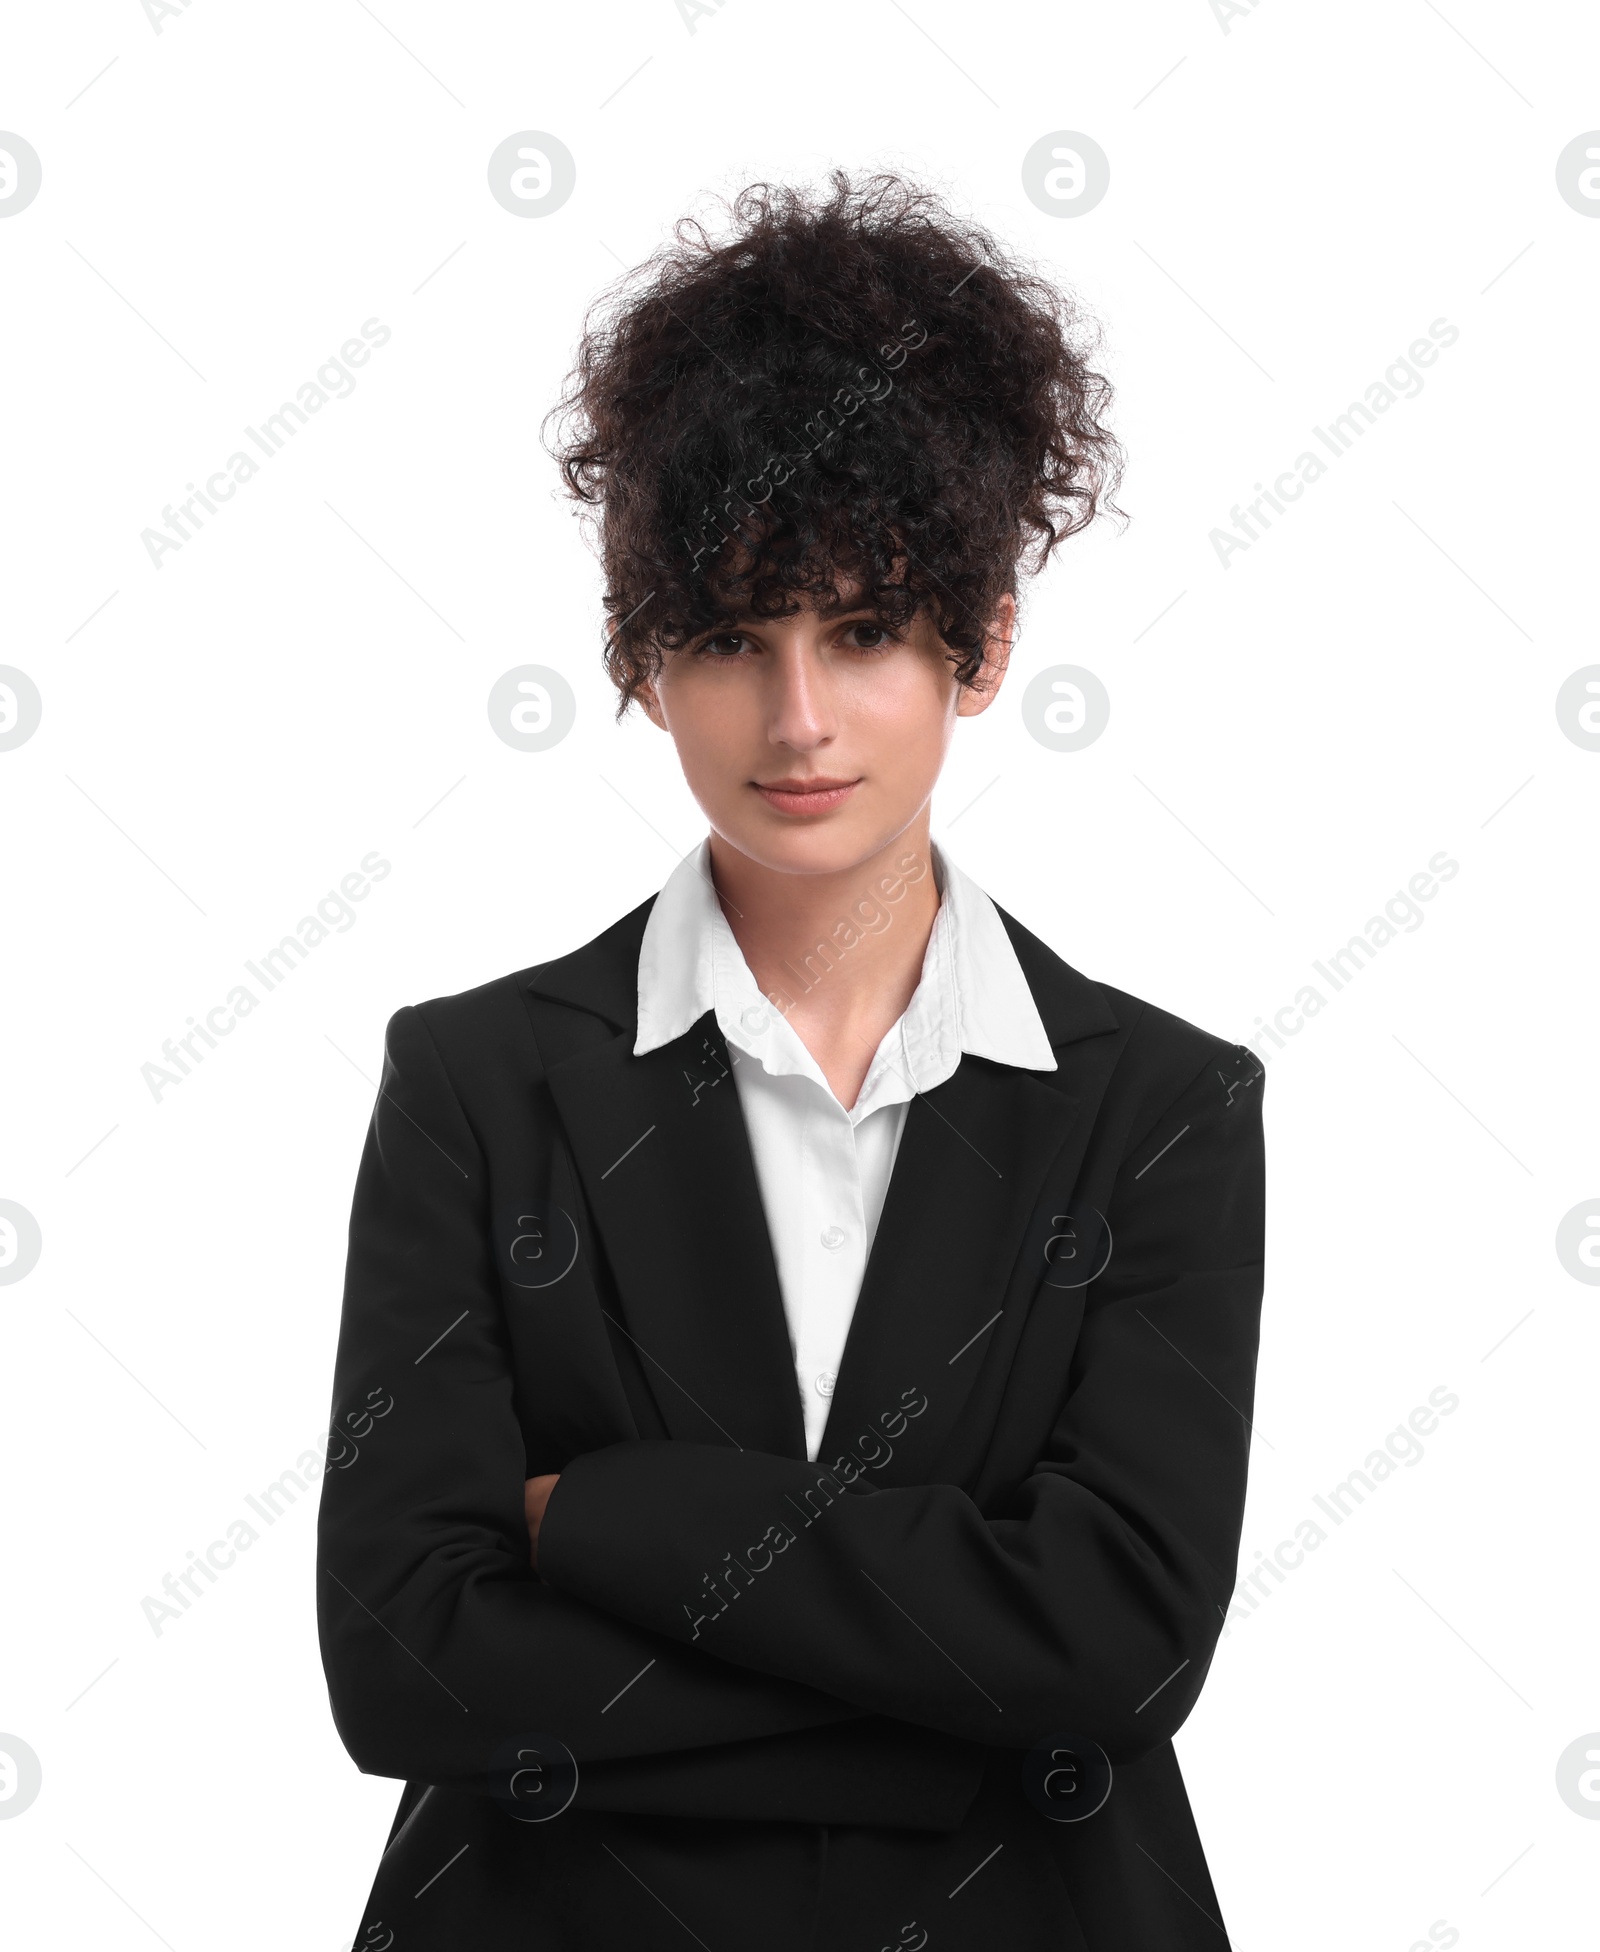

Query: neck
[706,814,941,1091]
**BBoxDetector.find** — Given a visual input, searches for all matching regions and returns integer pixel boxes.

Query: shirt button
[820,1225,846,1250]
[814,1371,837,1397]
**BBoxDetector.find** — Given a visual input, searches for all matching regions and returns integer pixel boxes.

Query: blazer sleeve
[314,1005,986,1824]
[537,1042,1267,1764]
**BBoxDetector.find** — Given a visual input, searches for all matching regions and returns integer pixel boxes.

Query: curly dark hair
[545,170,1125,718]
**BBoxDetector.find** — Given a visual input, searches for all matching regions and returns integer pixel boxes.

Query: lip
[751,776,861,816]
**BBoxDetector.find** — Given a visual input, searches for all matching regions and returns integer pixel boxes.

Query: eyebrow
[707,602,883,628]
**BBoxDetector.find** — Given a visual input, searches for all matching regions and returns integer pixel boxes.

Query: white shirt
[635,836,1057,1459]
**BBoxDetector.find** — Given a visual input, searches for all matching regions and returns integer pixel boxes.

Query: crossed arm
[316,1004,1265,1827]
[524,1472,561,1568]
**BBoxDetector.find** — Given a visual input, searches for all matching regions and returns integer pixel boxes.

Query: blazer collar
[633,837,1059,1078]
[529,882,1119,1053]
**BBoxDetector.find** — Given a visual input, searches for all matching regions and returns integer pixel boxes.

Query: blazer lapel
[815,905,1123,1478]
[532,919,806,1457]
[527,896,1120,1476]
[814,1060,1090,1474]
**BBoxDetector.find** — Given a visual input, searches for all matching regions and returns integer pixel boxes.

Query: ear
[607,610,669,732]
[638,676,669,733]
[955,592,1017,719]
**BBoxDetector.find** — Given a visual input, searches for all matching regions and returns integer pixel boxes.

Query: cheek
[851,657,957,763]
[658,674,754,785]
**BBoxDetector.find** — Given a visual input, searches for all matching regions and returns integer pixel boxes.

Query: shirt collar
[634,836,1057,1094]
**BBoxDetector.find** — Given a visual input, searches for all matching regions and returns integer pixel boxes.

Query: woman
[317,171,1266,1951]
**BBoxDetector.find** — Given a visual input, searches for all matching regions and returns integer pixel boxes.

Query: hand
[524,1473,560,1573]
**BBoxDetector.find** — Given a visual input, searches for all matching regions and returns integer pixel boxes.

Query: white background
[2,1,1597,1946]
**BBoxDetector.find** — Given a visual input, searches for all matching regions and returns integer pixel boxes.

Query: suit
[315,888,1267,1950]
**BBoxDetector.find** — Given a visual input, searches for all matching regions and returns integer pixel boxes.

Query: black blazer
[316,891,1267,1952]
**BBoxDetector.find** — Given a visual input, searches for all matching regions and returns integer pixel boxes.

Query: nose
[765,632,836,754]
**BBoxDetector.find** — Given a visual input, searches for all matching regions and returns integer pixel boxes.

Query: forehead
[703,570,893,623]
[714,596,877,628]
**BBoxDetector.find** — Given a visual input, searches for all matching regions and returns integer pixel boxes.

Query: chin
[719,811,905,881]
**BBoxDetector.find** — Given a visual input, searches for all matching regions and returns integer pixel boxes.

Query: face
[639,594,1014,879]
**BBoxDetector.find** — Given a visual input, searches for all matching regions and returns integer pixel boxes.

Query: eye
[842,621,896,652]
[695,631,752,659]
